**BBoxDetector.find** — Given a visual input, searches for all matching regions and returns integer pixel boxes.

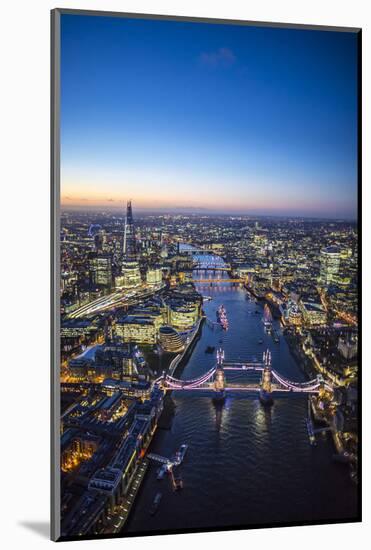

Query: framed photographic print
[51,9,361,542]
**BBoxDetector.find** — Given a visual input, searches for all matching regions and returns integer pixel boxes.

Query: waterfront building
[102,378,151,398]
[88,466,124,510]
[159,325,185,352]
[320,246,341,285]
[168,302,199,331]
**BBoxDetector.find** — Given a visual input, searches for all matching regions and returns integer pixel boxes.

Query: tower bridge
[154,349,329,403]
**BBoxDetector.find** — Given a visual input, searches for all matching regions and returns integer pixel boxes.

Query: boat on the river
[306,418,317,446]
[262,304,273,333]
[149,492,162,515]
[174,444,188,465]
[216,305,229,330]
[205,345,215,354]
[156,464,168,480]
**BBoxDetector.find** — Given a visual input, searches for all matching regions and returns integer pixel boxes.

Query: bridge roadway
[157,359,326,394]
[159,382,315,394]
[196,278,243,283]
[193,266,232,271]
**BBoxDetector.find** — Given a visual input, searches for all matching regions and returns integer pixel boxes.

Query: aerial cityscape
[58,14,359,540]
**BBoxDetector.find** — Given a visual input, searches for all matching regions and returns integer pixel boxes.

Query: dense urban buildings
[57,12,359,540]
[59,202,358,537]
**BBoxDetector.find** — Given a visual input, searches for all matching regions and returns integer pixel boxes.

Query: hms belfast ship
[262,303,273,333]
[216,304,229,330]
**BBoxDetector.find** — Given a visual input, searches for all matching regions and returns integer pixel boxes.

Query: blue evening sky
[61,14,358,218]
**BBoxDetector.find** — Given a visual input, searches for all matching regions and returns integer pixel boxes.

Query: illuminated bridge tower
[213,348,226,402]
[259,349,273,406]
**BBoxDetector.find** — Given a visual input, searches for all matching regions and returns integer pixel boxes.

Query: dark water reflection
[126,264,357,534]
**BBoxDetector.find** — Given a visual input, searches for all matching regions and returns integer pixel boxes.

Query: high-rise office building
[89,253,112,288]
[123,200,136,260]
[146,267,163,286]
[320,246,341,285]
[118,201,141,288]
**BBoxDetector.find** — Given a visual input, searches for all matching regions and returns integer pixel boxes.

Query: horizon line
[60,205,357,222]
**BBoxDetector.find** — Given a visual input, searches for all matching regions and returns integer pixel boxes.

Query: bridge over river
[126,247,358,534]
[155,349,328,401]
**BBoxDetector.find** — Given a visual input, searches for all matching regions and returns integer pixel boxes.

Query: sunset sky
[60,14,358,218]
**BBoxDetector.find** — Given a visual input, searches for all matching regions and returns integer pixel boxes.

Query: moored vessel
[174,444,188,465]
[156,464,168,480]
[149,492,162,515]
[262,304,273,332]
[216,304,229,330]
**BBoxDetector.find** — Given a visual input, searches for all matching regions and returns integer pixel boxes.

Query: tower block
[115,201,141,288]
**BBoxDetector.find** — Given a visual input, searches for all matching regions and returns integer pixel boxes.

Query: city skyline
[55,12,359,541]
[61,15,358,219]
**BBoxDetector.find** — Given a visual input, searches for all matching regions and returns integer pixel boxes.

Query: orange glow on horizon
[60,192,335,215]
[61,177,345,215]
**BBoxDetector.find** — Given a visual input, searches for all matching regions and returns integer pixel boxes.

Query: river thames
[126,255,358,534]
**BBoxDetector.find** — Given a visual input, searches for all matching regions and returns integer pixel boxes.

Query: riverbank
[169,317,205,378]
[156,317,205,430]
[124,265,358,533]
[244,286,316,380]
[118,317,205,530]
[103,458,149,535]
[157,393,176,429]
[284,330,318,379]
